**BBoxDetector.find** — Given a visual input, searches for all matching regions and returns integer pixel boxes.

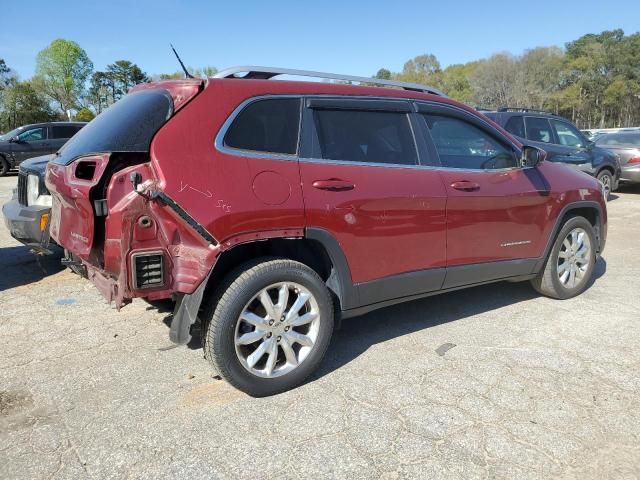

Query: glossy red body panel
[46,76,607,308]
[299,161,447,283]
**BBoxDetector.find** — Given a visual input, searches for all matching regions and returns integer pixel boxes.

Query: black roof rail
[498,107,558,116]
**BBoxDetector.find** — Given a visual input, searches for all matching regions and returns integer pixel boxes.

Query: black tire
[0,156,9,177]
[203,258,334,397]
[530,216,597,299]
[597,170,613,200]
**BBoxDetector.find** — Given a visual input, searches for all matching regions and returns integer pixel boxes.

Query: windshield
[53,89,174,165]
[0,126,24,141]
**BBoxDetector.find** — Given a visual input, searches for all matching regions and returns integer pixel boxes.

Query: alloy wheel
[234,282,320,378]
[557,227,592,289]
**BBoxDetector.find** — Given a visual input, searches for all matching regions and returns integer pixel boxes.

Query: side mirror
[521,145,544,168]
[9,136,20,143]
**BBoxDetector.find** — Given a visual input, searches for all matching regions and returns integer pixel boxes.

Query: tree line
[0,39,216,132]
[375,29,640,129]
[1,29,639,132]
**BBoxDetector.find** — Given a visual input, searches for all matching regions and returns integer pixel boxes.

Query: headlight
[26,174,52,207]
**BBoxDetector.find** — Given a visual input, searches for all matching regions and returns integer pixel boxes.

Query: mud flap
[169,270,212,345]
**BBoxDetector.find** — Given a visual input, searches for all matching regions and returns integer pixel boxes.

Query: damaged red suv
[46,67,607,396]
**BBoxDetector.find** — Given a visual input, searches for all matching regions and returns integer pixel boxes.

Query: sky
[1,0,639,80]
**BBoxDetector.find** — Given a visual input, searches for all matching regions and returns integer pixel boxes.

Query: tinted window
[224,98,300,155]
[550,120,585,147]
[52,125,81,139]
[18,127,45,141]
[312,109,417,165]
[504,116,525,137]
[422,114,517,170]
[53,89,173,165]
[525,117,553,143]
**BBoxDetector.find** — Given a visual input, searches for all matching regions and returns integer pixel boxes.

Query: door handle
[450,181,480,192]
[312,179,355,192]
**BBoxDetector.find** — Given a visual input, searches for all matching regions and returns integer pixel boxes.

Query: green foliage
[374,68,391,80]
[75,107,95,122]
[89,60,149,113]
[377,30,640,128]
[34,39,93,114]
[0,80,57,132]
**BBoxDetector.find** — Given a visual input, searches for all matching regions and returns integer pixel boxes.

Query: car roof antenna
[170,44,194,79]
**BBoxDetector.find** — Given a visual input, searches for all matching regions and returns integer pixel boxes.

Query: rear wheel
[204,258,334,397]
[597,170,613,200]
[0,156,9,177]
[531,216,597,299]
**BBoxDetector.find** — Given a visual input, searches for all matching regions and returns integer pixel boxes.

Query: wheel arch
[534,201,604,274]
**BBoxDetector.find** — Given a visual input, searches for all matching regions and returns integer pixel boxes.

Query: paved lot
[1,173,639,479]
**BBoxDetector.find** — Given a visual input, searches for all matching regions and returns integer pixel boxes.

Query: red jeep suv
[45,67,607,396]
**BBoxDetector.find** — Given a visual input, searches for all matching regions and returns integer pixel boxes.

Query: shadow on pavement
[313,256,607,380]
[0,245,64,292]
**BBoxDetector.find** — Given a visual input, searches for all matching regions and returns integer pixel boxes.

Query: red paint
[46,76,607,307]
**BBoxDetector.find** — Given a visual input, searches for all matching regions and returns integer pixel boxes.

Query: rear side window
[504,116,525,138]
[422,114,517,170]
[524,117,554,144]
[52,125,80,139]
[597,133,640,146]
[224,98,301,155]
[311,109,417,165]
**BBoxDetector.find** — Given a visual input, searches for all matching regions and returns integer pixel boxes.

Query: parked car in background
[45,67,607,396]
[594,131,640,184]
[0,122,86,176]
[2,154,54,253]
[483,108,620,198]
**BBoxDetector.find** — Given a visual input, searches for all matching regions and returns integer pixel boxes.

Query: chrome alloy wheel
[599,174,612,198]
[234,282,320,378]
[557,227,592,289]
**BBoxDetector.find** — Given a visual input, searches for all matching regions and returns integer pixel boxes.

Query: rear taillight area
[628,157,640,165]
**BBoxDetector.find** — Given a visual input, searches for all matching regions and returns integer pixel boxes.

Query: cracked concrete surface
[1,174,639,479]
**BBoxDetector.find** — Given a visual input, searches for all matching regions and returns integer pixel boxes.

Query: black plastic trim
[305,227,359,309]
[358,268,446,305]
[442,258,537,289]
[306,97,412,112]
[151,191,217,245]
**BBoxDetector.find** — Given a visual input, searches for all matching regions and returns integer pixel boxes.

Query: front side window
[422,114,517,170]
[504,116,525,138]
[18,127,45,141]
[550,120,585,147]
[224,98,300,155]
[52,125,81,139]
[311,109,417,165]
[524,117,553,144]
[596,132,640,146]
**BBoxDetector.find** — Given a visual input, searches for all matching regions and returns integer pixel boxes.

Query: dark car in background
[483,108,621,198]
[594,131,640,184]
[0,122,86,176]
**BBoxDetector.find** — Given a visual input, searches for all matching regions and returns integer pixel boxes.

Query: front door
[12,126,50,164]
[299,98,447,305]
[417,106,553,288]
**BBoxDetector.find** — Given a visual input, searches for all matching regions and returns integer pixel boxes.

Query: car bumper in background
[2,197,53,253]
[621,166,640,183]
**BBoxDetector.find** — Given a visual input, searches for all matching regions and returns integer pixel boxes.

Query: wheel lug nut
[285,326,290,332]
[267,332,272,338]
[269,319,274,326]
[280,315,285,322]
[277,336,281,342]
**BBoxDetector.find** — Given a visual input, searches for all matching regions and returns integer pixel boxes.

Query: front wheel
[204,259,334,397]
[597,170,613,200]
[0,156,9,177]
[531,216,597,299]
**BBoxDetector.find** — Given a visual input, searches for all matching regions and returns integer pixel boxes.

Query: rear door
[417,104,552,287]
[299,97,447,304]
[548,118,591,164]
